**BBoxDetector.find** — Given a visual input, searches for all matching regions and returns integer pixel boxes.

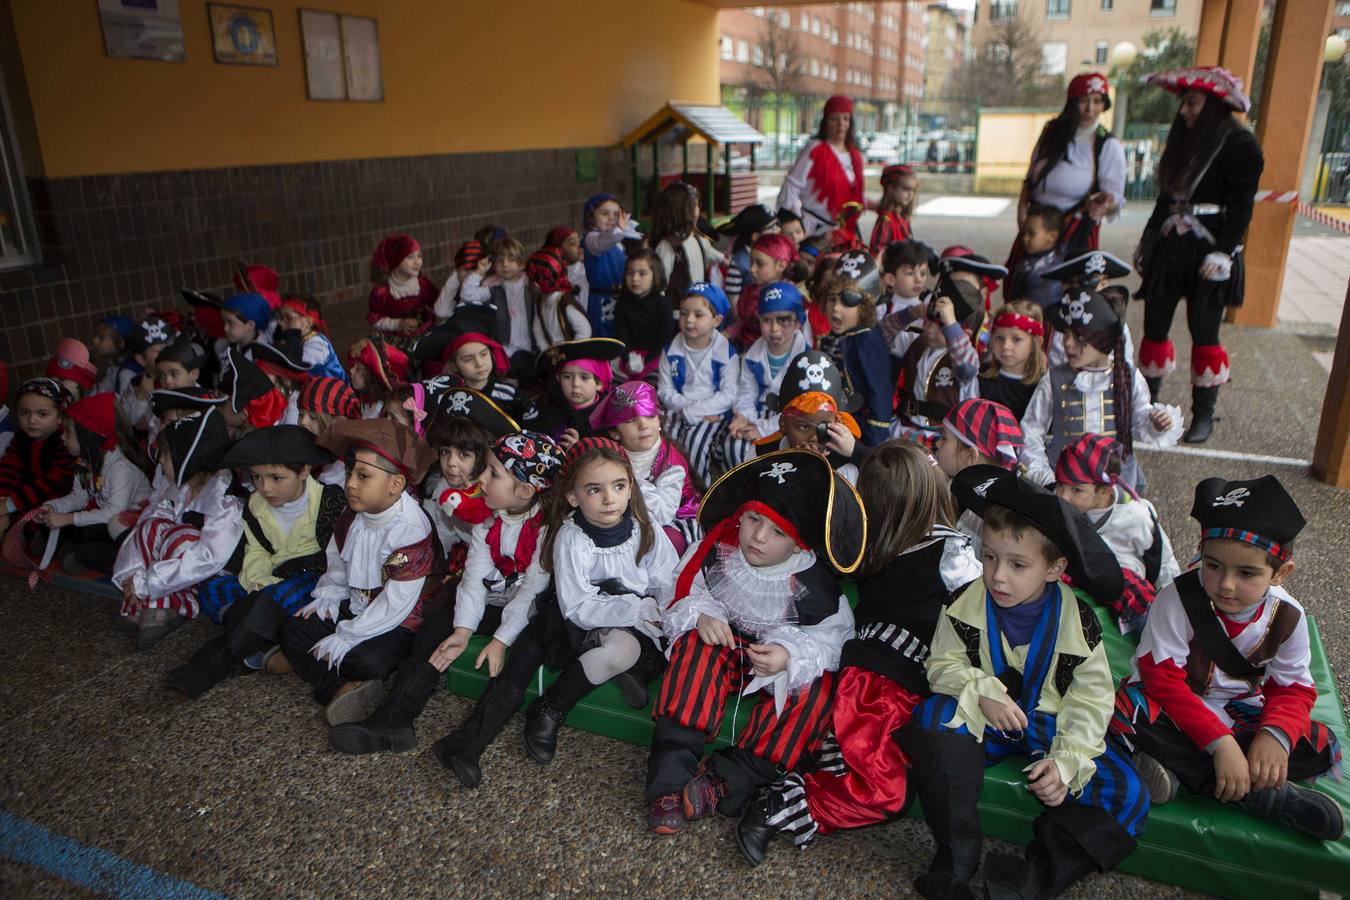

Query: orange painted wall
[9,0,720,177]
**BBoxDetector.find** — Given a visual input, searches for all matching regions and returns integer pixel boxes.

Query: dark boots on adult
[1183,386,1220,443]
[328,660,442,755]
[166,635,239,700]
[896,724,986,900]
[1240,782,1345,841]
[432,681,525,789]
[522,663,595,765]
[1144,376,1163,405]
[983,807,1136,900]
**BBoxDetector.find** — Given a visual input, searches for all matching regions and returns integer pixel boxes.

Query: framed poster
[208,3,277,66]
[98,0,186,62]
[299,9,344,100]
[341,15,382,101]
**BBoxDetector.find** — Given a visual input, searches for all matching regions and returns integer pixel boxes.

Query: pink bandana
[589,380,660,431]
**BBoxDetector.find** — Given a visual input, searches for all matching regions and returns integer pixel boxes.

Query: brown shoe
[262,646,294,675]
[325,680,384,727]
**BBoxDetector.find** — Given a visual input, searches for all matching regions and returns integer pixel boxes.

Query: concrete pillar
[1229,0,1335,328]
[1195,0,1228,67]
[1313,283,1350,488]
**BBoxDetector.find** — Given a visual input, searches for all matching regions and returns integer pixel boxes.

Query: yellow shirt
[925,580,1115,794]
[238,478,325,593]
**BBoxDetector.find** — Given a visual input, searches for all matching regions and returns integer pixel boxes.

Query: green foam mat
[444,594,1350,898]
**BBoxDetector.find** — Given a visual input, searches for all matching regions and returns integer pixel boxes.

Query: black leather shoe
[522,697,567,764]
[734,791,775,867]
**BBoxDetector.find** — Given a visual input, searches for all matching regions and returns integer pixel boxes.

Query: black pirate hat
[180,287,224,310]
[832,250,882,307]
[766,350,862,414]
[157,333,209,372]
[150,388,227,419]
[952,465,1124,603]
[1191,475,1305,562]
[699,448,867,574]
[1053,289,1122,338]
[1040,250,1131,287]
[161,407,233,487]
[535,337,627,377]
[220,424,334,470]
[930,253,1005,327]
[716,203,777,238]
[250,331,310,380]
[220,347,278,414]
[429,386,520,440]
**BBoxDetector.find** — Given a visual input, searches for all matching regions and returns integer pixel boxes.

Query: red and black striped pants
[646,630,835,808]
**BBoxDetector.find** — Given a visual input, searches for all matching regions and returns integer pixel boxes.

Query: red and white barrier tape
[1254,190,1299,203]
[1297,201,1350,235]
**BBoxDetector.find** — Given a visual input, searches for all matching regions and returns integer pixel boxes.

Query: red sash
[809,141,865,219]
[486,510,543,581]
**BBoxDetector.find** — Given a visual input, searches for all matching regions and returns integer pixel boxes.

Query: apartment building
[921,3,969,119]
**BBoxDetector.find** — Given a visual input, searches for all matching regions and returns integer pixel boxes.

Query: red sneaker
[647,792,686,835]
[682,768,730,821]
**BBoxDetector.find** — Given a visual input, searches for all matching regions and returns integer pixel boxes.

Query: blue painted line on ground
[0,810,224,899]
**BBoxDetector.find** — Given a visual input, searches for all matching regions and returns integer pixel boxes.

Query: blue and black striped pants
[195,571,322,626]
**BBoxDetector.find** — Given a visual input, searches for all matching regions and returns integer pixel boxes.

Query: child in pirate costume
[900,466,1146,900]
[120,315,179,433]
[411,329,537,427]
[1020,290,1182,492]
[278,418,441,727]
[1036,250,1136,371]
[1054,434,1180,633]
[218,347,289,433]
[880,256,998,445]
[277,294,348,383]
[817,249,895,446]
[367,233,437,350]
[724,282,811,470]
[735,441,982,865]
[581,194,643,338]
[430,430,566,786]
[166,426,346,698]
[933,398,1026,554]
[296,376,363,487]
[658,282,738,484]
[527,247,591,348]
[1113,475,1344,841]
[752,350,867,485]
[328,395,524,756]
[347,338,409,419]
[646,449,862,836]
[112,408,243,650]
[250,332,313,427]
[591,380,703,554]
[0,378,77,541]
[533,338,626,448]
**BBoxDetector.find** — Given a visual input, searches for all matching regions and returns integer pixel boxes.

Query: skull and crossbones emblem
[796,356,830,392]
[1085,253,1106,275]
[143,319,170,343]
[761,461,797,484]
[932,367,954,388]
[837,252,867,281]
[973,477,997,497]
[1086,76,1107,94]
[445,391,472,414]
[1212,487,1250,508]
[1065,293,1093,324]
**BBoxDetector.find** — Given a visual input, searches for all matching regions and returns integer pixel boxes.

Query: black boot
[983,806,1136,900]
[735,788,779,867]
[1240,782,1346,841]
[432,681,526,789]
[896,724,986,900]
[1144,376,1163,404]
[328,660,442,754]
[522,663,596,765]
[166,635,239,699]
[1183,386,1219,443]
[223,592,288,659]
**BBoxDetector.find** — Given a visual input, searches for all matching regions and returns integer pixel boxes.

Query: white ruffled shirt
[453,505,543,645]
[661,544,854,712]
[47,447,152,539]
[300,491,430,670]
[627,442,686,527]
[1086,490,1181,589]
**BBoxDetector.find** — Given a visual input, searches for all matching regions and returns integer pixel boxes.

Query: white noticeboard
[99,0,186,62]
[300,10,383,102]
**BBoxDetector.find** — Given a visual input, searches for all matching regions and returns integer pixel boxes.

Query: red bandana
[486,510,545,581]
[992,312,1044,337]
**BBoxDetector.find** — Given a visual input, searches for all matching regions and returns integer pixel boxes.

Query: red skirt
[802,667,922,834]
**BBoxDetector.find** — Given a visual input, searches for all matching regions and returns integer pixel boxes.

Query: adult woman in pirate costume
[777,96,867,240]
[1005,74,1126,288]
[1134,67,1264,444]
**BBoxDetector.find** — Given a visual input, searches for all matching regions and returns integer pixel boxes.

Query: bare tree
[752,10,809,161]
[945,4,1060,108]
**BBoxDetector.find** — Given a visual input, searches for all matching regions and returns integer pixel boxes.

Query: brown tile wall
[0,147,631,381]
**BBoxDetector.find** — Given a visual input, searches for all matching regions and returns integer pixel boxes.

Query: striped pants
[645,630,836,813]
[913,693,1150,837]
[120,515,202,619]
[665,415,726,485]
[195,571,322,626]
[720,434,757,472]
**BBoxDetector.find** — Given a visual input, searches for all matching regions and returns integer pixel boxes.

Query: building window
[1095,40,1109,64]
[779,10,790,27]
[1338,2,1350,15]
[990,0,1016,21]
[1046,0,1070,19]
[720,35,733,60]
[988,42,1010,62]
[1101,0,1114,9]
[1041,41,1068,75]
[753,44,764,66]
[736,39,749,63]
[812,16,821,35]
[1150,0,1176,14]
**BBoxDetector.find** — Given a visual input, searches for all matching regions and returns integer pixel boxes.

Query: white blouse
[47,447,152,538]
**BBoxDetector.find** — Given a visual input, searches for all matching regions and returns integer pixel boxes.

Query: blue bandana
[684,282,730,320]
[224,292,272,333]
[757,281,805,323]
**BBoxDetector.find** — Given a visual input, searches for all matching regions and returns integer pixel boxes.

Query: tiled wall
[0,147,630,380]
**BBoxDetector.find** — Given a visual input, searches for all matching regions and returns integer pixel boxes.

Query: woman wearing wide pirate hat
[1134,66,1263,444]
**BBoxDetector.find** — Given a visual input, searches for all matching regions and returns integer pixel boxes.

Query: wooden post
[1217,0,1263,91]
[1229,0,1334,328]
[1195,0,1229,67]
[1312,282,1350,487]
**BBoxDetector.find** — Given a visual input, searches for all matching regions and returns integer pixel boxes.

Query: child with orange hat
[46,338,99,401]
